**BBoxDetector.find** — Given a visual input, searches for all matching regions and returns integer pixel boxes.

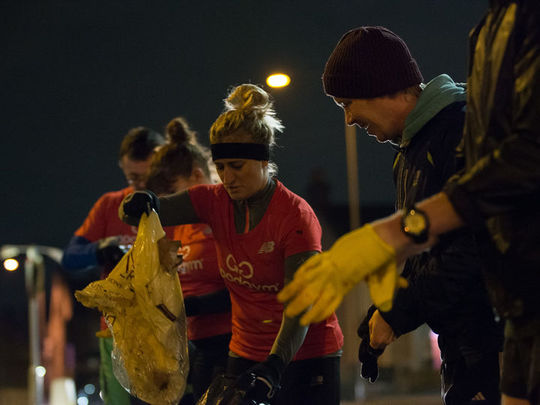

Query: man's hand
[369,310,396,349]
[357,309,396,384]
[357,306,384,383]
[277,224,398,325]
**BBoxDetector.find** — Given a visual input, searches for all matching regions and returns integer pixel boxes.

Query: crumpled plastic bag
[75,210,188,405]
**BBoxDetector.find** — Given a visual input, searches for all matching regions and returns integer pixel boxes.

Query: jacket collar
[400,74,466,148]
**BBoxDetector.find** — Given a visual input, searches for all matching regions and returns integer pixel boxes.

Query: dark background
[1,0,486,248]
[1,0,487,395]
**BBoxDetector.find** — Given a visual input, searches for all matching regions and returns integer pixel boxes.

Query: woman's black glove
[118,190,160,226]
[221,355,285,404]
[96,236,128,270]
[357,305,385,383]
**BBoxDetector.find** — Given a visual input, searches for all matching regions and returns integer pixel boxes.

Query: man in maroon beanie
[323,25,503,405]
[279,3,540,405]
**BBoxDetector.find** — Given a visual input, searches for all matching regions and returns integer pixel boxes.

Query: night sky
[2,0,486,248]
[1,0,487,388]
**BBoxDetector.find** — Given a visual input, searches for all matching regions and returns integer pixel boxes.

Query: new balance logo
[258,241,275,254]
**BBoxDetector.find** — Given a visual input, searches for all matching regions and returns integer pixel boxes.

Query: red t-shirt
[75,187,138,246]
[173,224,231,341]
[189,180,343,361]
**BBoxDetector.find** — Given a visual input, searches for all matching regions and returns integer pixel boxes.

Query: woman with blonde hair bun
[120,84,343,405]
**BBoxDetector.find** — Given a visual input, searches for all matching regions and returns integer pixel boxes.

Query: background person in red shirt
[120,84,344,405]
[145,116,231,404]
[62,127,165,405]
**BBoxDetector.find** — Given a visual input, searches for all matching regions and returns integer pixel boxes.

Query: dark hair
[146,117,211,195]
[118,127,165,161]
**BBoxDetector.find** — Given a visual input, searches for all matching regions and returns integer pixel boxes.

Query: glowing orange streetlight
[266,73,291,88]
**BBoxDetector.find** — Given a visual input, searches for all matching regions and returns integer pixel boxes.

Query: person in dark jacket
[279,2,540,404]
[319,26,503,404]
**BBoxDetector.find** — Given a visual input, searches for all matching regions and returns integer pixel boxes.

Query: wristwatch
[400,206,430,244]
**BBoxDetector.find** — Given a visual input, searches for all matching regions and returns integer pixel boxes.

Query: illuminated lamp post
[2,244,63,405]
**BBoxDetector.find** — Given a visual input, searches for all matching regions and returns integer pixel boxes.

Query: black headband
[211,143,270,161]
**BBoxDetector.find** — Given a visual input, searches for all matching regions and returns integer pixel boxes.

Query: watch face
[403,209,427,236]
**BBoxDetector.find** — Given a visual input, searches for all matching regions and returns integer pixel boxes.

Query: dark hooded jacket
[444,0,540,321]
[380,74,503,361]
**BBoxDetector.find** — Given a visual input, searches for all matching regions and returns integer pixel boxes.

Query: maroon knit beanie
[322,26,423,99]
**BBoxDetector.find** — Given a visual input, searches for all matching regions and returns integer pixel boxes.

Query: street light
[266,73,291,88]
[1,244,63,405]
[3,258,19,271]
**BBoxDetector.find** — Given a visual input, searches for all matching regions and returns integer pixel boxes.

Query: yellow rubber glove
[366,261,408,313]
[278,224,403,325]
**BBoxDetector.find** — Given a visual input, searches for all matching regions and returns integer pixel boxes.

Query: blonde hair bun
[224,84,272,118]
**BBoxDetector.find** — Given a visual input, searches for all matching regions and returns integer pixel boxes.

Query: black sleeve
[445,8,540,225]
[430,102,466,188]
[61,235,99,270]
[378,259,427,336]
[158,190,201,226]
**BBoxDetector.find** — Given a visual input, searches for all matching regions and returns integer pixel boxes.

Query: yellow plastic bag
[75,210,188,405]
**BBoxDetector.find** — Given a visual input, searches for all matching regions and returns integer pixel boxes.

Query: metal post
[342,124,374,400]
[345,124,360,229]
[2,245,63,405]
[25,246,45,405]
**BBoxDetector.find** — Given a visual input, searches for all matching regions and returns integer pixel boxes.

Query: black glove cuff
[265,354,286,376]
[122,190,160,219]
[357,305,378,339]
